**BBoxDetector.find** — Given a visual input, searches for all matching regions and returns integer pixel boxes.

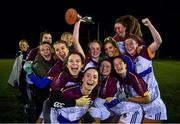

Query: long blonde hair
[103,36,120,57]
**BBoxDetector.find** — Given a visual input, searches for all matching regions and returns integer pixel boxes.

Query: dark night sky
[1,0,180,59]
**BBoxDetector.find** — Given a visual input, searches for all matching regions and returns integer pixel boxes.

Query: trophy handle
[65,8,94,25]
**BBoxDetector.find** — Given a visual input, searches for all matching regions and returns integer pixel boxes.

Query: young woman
[24,19,87,123]
[124,18,167,123]
[83,39,103,71]
[48,52,95,123]
[25,18,85,89]
[26,30,53,62]
[24,41,55,122]
[111,56,151,123]
[8,39,30,112]
[113,15,145,54]
[60,32,74,52]
[51,67,99,123]
[8,39,30,87]
[103,36,135,73]
[26,40,70,89]
[92,59,120,122]
[33,52,88,123]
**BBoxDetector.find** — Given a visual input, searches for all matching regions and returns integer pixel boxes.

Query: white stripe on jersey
[134,54,167,120]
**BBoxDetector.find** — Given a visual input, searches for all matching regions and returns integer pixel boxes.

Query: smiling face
[113,58,127,75]
[82,68,99,95]
[39,43,52,61]
[114,23,126,37]
[66,53,83,77]
[53,42,69,61]
[104,42,118,57]
[42,33,52,44]
[19,40,29,52]
[125,38,138,56]
[89,42,101,60]
[61,33,73,47]
[100,60,112,77]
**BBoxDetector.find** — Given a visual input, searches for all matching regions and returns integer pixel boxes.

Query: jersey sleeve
[129,72,149,97]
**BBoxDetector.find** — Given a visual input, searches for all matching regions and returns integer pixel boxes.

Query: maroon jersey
[113,34,126,42]
[113,33,145,46]
[26,47,39,61]
[119,72,148,97]
[99,74,118,99]
[61,85,97,101]
[50,70,82,91]
[61,85,82,99]
[47,60,64,78]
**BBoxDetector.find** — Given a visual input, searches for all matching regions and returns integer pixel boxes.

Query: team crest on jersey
[65,81,76,87]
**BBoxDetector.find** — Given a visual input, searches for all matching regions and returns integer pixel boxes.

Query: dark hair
[53,40,69,48]
[38,41,53,54]
[111,56,127,77]
[37,41,53,60]
[39,30,52,42]
[83,67,100,100]
[83,67,99,79]
[99,58,112,71]
[98,58,113,79]
[39,41,52,47]
[62,52,85,72]
[112,56,126,64]
[125,34,144,46]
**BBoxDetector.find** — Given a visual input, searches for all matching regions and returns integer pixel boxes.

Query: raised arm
[72,19,85,59]
[142,18,162,53]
